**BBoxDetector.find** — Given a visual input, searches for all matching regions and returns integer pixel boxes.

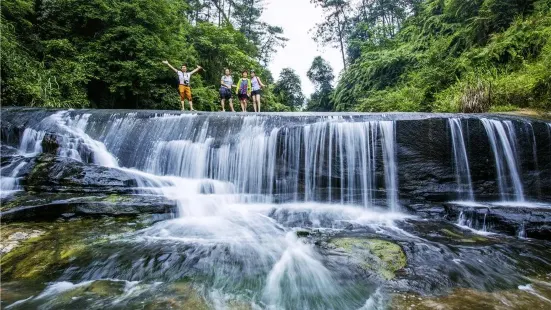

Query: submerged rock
[329,237,407,280]
[0,228,45,255]
[390,281,551,310]
[0,217,154,283]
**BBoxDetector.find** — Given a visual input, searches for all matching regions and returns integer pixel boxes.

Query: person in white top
[250,70,266,112]
[220,69,236,112]
[162,60,202,111]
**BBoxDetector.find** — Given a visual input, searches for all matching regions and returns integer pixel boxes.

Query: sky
[261,0,344,97]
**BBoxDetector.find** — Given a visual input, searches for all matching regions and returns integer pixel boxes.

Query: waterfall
[527,123,541,198]
[457,211,490,234]
[481,118,525,202]
[4,109,551,309]
[380,121,400,211]
[280,119,398,210]
[55,113,401,210]
[449,118,474,201]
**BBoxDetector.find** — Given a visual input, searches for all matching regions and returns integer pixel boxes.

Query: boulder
[328,237,407,280]
[24,154,137,193]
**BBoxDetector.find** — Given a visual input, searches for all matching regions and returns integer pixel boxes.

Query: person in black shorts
[250,70,266,112]
[220,69,235,112]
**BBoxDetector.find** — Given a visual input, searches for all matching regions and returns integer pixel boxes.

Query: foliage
[306,56,335,111]
[273,68,305,110]
[1,0,288,110]
[333,0,551,112]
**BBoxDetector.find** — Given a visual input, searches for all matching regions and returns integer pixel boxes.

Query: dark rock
[442,202,551,240]
[0,192,176,222]
[41,133,60,154]
[24,154,137,193]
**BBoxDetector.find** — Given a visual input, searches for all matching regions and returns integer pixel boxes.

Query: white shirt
[178,71,191,85]
[251,77,261,91]
[221,75,233,88]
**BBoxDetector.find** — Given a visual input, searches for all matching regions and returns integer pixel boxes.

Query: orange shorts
[178,85,192,101]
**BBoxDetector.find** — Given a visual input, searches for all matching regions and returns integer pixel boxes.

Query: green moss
[441,228,463,239]
[440,228,489,243]
[163,282,210,310]
[330,238,407,280]
[0,217,146,282]
[296,230,311,238]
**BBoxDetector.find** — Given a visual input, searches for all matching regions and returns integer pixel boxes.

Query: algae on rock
[330,237,406,280]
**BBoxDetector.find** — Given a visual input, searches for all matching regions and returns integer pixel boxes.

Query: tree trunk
[336,12,347,68]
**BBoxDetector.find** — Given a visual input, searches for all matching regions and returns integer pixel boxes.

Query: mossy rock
[0,217,147,282]
[440,228,489,243]
[330,238,406,280]
[155,282,210,310]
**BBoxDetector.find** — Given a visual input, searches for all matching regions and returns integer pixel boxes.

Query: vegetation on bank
[319,0,551,112]
[2,0,550,112]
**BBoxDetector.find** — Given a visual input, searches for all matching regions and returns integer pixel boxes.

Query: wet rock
[329,237,407,280]
[443,202,551,240]
[24,154,137,193]
[0,229,45,255]
[390,283,551,310]
[41,133,60,154]
[296,230,311,238]
[1,192,176,222]
[0,217,152,282]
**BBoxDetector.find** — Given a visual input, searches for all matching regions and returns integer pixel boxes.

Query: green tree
[273,68,305,110]
[333,0,551,112]
[306,56,335,111]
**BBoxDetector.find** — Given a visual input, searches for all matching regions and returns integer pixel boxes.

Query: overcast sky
[261,0,344,96]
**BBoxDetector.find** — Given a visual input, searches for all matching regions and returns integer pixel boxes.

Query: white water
[456,211,494,235]
[4,112,407,309]
[449,118,474,201]
[5,111,550,309]
[481,119,525,202]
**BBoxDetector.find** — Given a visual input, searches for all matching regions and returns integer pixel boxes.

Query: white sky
[261,0,344,96]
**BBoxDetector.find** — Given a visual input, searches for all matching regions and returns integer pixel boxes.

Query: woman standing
[250,70,266,112]
[220,69,235,112]
[236,70,252,112]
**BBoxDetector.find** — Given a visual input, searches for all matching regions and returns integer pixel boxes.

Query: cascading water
[3,109,551,309]
[1,111,119,198]
[481,118,525,202]
[1,111,408,309]
[448,118,474,201]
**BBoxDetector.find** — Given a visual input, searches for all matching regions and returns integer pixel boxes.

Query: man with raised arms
[162,60,203,111]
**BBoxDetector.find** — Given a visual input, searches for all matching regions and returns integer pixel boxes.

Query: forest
[312,0,551,112]
[2,0,551,112]
[1,0,300,111]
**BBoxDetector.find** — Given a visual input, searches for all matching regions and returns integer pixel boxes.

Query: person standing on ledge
[250,70,266,112]
[220,68,236,112]
[162,60,202,111]
[236,70,252,112]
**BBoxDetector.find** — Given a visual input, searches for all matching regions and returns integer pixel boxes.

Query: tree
[306,56,335,111]
[257,23,288,66]
[311,0,351,68]
[273,68,305,110]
